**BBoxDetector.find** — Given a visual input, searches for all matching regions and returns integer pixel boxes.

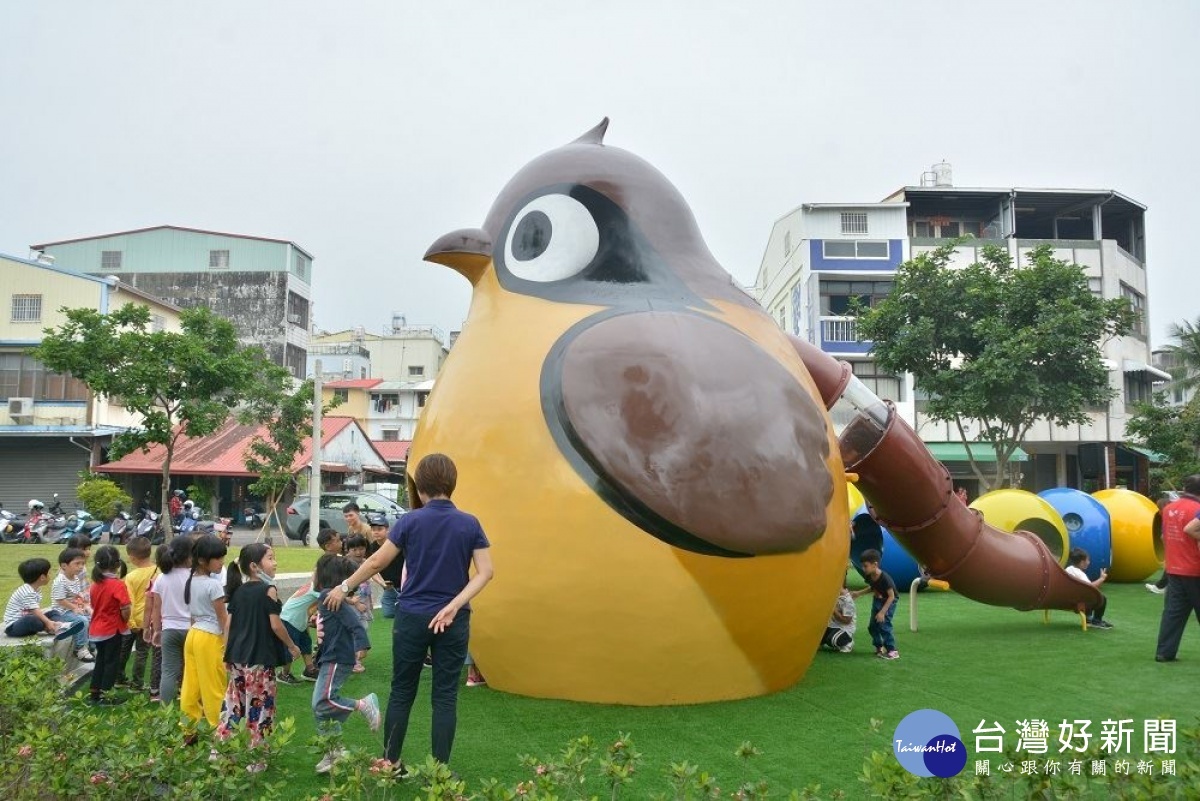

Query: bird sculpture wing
[542,309,833,558]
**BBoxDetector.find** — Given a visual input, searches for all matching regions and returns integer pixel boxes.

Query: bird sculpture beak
[424,228,493,285]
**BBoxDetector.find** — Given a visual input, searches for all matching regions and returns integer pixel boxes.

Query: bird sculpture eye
[503,193,600,282]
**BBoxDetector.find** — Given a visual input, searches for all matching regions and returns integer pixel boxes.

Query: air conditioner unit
[287,314,302,325]
[7,397,33,423]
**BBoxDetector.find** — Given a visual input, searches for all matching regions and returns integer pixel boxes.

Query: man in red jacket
[1155,474,1200,662]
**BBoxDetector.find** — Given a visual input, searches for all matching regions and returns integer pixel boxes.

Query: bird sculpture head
[415,120,849,705]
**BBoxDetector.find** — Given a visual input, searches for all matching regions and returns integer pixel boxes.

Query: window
[1124,374,1153,405]
[783,231,792,257]
[819,280,893,315]
[408,365,425,378]
[293,252,311,281]
[373,393,398,413]
[381,429,400,442]
[1087,277,1102,296]
[333,388,349,403]
[1120,283,1146,337]
[821,240,890,259]
[10,294,41,323]
[840,212,869,235]
[850,360,904,402]
[208,249,230,269]
[151,314,165,332]
[0,354,88,401]
[416,391,430,408]
[285,343,306,378]
[286,291,310,328]
[101,250,123,270]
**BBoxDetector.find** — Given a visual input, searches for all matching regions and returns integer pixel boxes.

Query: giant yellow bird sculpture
[414,119,848,704]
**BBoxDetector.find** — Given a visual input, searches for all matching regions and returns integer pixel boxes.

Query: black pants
[118,629,151,688]
[1088,595,1107,622]
[384,610,470,765]
[1156,574,1200,660]
[90,636,123,697]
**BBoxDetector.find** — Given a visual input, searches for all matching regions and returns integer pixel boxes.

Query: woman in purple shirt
[324,453,493,773]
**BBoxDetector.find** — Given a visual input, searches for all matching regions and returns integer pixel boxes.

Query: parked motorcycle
[134,506,163,544]
[106,505,132,544]
[56,508,104,545]
[42,494,71,542]
[0,503,26,543]
[243,505,265,530]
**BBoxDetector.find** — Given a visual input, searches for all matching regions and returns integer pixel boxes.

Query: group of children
[4,526,383,774]
[820,545,1114,659]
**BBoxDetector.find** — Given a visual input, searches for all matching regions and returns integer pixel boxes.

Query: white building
[755,169,1163,494]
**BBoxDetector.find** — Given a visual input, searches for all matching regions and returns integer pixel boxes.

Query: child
[344,534,372,673]
[278,558,334,683]
[180,534,229,731]
[312,555,381,774]
[820,580,856,652]
[854,549,899,659]
[149,536,194,704]
[216,544,301,769]
[48,547,94,662]
[317,527,343,556]
[4,558,84,642]
[1065,547,1113,629]
[118,537,156,690]
[142,563,163,700]
[88,546,131,705]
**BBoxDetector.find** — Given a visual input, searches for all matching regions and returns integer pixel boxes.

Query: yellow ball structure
[847,481,865,516]
[968,489,1069,566]
[1091,489,1162,582]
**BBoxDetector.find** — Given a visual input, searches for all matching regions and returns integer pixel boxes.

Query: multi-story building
[311,316,448,383]
[756,167,1163,494]
[0,252,182,506]
[322,378,432,442]
[1151,348,1195,408]
[31,225,313,377]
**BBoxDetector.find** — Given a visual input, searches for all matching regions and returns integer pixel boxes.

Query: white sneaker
[75,648,95,662]
[1145,583,1165,595]
[314,748,349,774]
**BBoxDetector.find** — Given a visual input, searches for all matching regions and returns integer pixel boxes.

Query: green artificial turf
[3,543,1193,797]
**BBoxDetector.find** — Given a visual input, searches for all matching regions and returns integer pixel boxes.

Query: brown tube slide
[792,337,1101,614]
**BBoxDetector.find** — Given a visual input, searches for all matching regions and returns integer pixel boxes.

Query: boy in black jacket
[311,556,380,774]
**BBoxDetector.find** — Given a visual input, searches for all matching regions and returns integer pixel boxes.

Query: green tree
[242,380,339,545]
[856,242,1137,490]
[33,303,289,534]
[1127,397,1200,492]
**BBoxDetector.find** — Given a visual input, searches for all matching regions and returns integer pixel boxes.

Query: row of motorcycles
[0,495,165,546]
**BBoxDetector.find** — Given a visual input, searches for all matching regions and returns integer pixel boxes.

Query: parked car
[282,491,406,542]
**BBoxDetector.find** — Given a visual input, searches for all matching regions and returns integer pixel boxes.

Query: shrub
[76,473,133,521]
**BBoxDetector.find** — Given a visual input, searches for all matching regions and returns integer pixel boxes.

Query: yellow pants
[180,628,226,728]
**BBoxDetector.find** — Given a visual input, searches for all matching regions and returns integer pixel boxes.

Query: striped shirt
[51,572,88,607]
[3,584,43,627]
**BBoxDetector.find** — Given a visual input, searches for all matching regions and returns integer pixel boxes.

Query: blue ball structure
[1038,488,1112,582]
[849,505,923,587]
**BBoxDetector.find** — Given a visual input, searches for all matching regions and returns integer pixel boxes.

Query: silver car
[282,491,406,542]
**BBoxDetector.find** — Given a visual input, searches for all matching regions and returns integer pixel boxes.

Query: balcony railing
[308,343,371,358]
[821,317,860,343]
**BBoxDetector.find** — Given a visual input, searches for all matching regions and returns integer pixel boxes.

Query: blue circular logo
[893,709,966,778]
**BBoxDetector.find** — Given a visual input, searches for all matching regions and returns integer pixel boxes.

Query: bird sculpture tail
[791,337,1102,614]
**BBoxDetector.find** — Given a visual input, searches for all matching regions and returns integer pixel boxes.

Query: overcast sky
[2,1,1195,347]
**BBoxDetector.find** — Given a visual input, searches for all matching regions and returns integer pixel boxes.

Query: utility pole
[309,360,322,547]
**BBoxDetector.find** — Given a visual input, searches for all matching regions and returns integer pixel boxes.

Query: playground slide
[792,337,1102,614]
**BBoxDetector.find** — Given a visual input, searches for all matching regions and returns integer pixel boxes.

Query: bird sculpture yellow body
[414,120,848,704]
